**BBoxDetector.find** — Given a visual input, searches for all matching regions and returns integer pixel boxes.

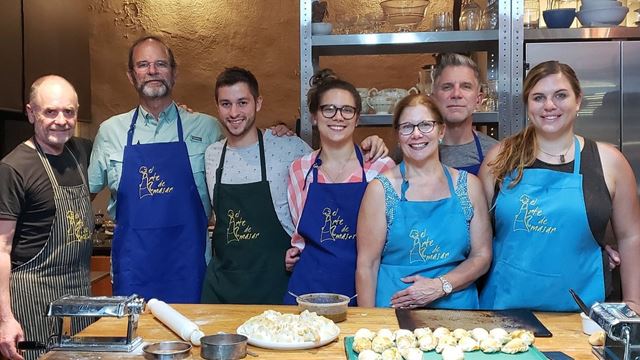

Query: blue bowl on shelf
[543,9,576,28]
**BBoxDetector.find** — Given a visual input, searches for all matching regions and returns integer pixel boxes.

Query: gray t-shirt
[439,131,498,169]
[204,131,311,236]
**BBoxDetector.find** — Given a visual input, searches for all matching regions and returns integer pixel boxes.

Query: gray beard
[139,81,170,98]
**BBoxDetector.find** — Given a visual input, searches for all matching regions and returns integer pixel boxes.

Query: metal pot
[200,334,248,360]
[142,341,191,360]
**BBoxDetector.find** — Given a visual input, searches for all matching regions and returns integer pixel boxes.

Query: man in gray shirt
[431,53,498,175]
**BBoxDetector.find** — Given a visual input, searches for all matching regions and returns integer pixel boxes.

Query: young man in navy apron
[431,53,497,175]
[0,76,93,360]
[89,36,224,303]
[201,68,388,304]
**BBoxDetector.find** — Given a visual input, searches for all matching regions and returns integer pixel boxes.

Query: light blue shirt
[89,103,223,220]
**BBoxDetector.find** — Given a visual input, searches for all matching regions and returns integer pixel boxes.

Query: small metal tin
[201,334,248,360]
[142,341,191,360]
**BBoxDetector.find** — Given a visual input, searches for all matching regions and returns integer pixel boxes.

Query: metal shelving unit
[299,0,516,144]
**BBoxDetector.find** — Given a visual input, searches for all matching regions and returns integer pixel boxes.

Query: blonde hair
[490,61,581,187]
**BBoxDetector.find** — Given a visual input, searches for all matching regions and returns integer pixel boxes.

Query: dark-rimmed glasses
[397,121,437,136]
[319,104,357,120]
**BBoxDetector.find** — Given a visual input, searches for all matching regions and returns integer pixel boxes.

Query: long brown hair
[490,61,582,187]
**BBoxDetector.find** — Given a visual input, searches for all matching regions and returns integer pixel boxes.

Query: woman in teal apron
[478,61,640,312]
[284,69,394,305]
[356,93,492,309]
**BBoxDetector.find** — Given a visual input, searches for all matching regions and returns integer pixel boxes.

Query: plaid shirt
[287,149,395,249]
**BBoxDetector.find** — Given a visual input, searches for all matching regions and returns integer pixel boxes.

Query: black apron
[201,130,290,304]
[10,140,94,360]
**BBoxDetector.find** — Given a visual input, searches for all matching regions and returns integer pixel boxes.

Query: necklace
[320,151,355,183]
[538,141,573,163]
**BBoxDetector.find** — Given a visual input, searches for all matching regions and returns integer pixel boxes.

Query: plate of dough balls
[345,327,542,360]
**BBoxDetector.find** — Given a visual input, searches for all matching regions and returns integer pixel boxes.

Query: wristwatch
[439,276,453,295]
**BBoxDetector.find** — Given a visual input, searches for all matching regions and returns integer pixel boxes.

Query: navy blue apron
[455,131,484,176]
[112,105,207,303]
[479,137,604,311]
[376,163,478,308]
[284,145,367,306]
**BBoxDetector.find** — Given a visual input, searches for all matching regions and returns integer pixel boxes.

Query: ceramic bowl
[543,9,576,28]
[580,0,617,4]
[580,0,621,11]
[577,6,628,26]
[311,22,333,35]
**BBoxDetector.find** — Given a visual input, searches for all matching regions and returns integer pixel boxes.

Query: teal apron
[284,145,367,306]
[376,163,479,309]
[201,130,290,304]
[479,137,604,311]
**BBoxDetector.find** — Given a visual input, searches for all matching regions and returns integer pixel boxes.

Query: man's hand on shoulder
[360,135,389,162]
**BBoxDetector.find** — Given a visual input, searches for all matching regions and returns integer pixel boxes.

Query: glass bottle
[459,0,482,31]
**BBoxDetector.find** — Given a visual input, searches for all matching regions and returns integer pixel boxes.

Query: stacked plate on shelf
[576,0,628,27]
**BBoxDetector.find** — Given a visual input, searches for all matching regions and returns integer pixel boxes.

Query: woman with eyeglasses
[478,61,640,312]
[283,69,395,305]
[356,93,492,308]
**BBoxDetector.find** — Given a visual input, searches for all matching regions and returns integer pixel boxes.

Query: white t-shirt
[204,131,312,236]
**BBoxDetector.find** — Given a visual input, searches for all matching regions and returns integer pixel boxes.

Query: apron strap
[217,128,267,183]
[32,138,86,190]
[572,136,581,174]
[473,131,484,163]
[127,104,184,146]
[306,144,367,186]
[399,162,455,201]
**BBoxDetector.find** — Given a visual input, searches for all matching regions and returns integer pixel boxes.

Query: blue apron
[479,137,604,311]
[454,131,484,176]
[284,145,367,306]
[376,163,479,309]
[112,106,207,303]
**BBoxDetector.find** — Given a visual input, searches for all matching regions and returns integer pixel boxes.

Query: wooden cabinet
[90,256,112,297]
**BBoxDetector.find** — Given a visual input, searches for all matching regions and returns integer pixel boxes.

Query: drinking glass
[524,0,540,29]
[432,12,453,32]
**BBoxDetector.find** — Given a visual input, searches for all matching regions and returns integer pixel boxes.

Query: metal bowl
[201,334,248,360]
[143,341,191,360]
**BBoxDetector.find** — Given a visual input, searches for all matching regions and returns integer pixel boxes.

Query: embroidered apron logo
[320,207,355,242]
[66,211,91,243]
[513,194,558,234]
[138,166,175,199]
[226,209,260,243]
[409,229,450,263]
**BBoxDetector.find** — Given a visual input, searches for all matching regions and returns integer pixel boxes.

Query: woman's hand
[285,247,301,271]
[390,275,444,308]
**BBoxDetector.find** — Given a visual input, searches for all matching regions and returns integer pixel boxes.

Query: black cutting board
[395,308,552,337]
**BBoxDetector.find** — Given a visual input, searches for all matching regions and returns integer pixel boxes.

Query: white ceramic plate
[236,326,340,350]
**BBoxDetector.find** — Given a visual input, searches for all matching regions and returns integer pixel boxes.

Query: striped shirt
[288,149,395,249]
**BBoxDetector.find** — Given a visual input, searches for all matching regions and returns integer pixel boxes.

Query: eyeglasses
[397,121,437,136]
[319,104,357,120]
[134,60,171,71]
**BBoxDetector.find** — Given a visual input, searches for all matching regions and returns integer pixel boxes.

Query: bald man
[0,75,94,360]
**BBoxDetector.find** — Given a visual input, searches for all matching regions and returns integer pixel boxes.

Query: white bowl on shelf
[312,22,333,35]
[577,6,628,26]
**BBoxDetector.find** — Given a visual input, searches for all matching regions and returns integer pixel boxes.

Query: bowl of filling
[296,293,350,323]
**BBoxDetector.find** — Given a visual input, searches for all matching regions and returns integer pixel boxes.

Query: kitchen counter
[39,305,594,360]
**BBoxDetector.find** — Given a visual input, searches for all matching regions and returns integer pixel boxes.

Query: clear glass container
[481,0,499,30]
[627,0,640,26]
[459,0,482,31]
[524,0,540,29]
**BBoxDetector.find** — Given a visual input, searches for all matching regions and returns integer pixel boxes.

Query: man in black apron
[431,53,497,175]
[0,76,93,360]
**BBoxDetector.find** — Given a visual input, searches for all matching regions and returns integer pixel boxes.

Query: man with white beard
[88,36,223,303]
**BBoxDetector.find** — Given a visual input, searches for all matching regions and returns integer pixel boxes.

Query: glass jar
[481,0,499,30]
[523,0,540,29]
[459,0,482,31]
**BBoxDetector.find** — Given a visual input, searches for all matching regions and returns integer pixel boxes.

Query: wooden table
[40,305,595,360]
